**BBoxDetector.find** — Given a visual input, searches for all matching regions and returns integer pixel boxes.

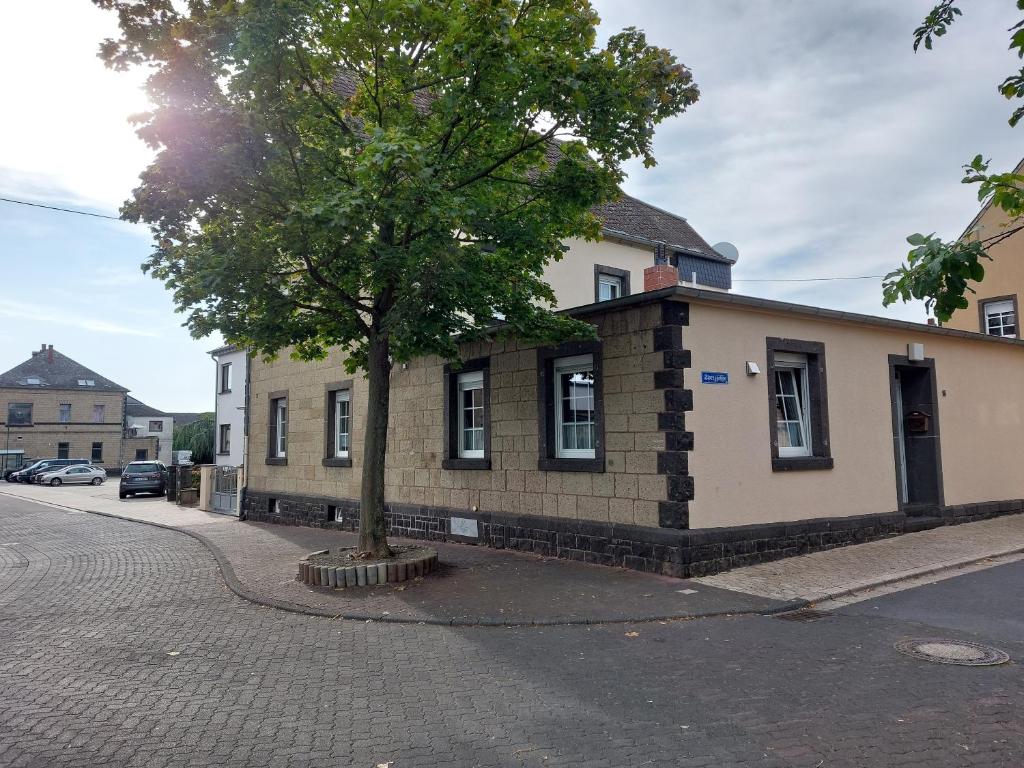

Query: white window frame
[553,354,596,459]
[220,362,232,392]
[456,370,485,459]
[334,390,351,459]
[219,423,231,454]
[774,352,811,458]
[983,299,1016,338]
[274,399,287,458]
[58,403,71,423]
[597,274,623,302]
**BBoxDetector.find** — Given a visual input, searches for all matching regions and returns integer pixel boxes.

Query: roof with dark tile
[594,195,726,261]
[328,73,723,261]
[0,346,128,392]
[169,412,205,427]
[126,396,167,418]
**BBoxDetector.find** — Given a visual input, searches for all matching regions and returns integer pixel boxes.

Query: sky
[0,1,1020,412]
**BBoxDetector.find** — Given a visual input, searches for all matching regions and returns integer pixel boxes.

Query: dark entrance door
[889,356,943,511]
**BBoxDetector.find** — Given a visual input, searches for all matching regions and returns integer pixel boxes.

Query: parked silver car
[38,465,107,486]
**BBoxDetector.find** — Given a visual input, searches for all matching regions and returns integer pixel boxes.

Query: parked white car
[38,465,107,486]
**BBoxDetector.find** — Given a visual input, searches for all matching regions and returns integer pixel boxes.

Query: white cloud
[0,299,160,338]
[593,0,1023,319]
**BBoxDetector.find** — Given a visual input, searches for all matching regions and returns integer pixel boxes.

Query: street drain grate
[894,638,1010,666]
[775,609,833,623]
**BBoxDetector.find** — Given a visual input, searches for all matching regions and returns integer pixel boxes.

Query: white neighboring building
[210,344,247,467]
[125,397,174,464]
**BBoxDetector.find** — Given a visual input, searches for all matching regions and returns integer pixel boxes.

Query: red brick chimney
[47,344,54,362]
[644,264,680,292]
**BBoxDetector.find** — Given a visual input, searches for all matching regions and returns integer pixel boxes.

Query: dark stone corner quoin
[653,299,694,531]
[241,489,1024,579]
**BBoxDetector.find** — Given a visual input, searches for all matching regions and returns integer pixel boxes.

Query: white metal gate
[211,465,239,516]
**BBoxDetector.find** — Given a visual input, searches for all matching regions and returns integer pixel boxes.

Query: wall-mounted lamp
[908,342,925,362]
[745,361,760,376]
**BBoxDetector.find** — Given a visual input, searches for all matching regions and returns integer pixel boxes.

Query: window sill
[772,456,834,472]
[216,452,231,456]
[442,457,491,471]
[265,457,288,466]
[538,457,605,473]
[322,457,353,468]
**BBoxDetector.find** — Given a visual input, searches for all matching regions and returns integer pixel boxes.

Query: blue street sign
[701,371,729,385]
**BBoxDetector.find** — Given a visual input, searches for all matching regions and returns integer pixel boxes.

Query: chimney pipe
[47,345,54,362]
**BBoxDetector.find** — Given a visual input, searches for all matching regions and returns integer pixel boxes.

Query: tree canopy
[883,1,1024,322]
[95,0,698,554]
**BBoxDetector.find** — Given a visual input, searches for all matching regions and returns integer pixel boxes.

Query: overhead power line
[0,195,895,285]
[0,196,122,221]
[733,275,885,283]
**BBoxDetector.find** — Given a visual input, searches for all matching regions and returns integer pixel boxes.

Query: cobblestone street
[2,495,1023,767]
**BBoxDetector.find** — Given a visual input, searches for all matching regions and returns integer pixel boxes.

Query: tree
[173,413,215,465]
[94,0,698,556]
[883,1,1024,322]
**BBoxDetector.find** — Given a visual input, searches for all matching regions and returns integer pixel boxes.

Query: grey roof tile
[0,346,128,392]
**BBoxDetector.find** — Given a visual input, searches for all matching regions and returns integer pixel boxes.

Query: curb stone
[8,490,1017,626]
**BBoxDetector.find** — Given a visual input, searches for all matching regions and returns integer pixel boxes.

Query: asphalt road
[1,495,1022,767]
[838,559,1024,647]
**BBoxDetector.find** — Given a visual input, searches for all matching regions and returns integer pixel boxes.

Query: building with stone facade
[241,202,1024,578]
[0,345,158,472]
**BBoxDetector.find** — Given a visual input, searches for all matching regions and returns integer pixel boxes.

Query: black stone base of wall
[241,490,1024,579]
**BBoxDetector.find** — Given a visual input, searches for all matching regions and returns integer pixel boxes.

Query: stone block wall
[247,298,693,530]
[0,389,128,469]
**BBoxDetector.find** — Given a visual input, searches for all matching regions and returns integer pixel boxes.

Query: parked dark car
[3,458,33,481]
[119,461,167,499]
[10,458,89,483]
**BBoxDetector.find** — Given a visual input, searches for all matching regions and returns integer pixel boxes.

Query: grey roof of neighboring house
[169,412,204,427]
[594,195,727,262]
[328,73,722,262]
[0,345,128,392]
[126,396,167,418]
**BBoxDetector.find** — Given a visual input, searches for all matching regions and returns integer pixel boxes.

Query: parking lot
[0,474,177,519]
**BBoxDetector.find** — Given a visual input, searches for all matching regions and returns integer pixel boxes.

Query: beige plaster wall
[247,302,670,528]
[544,237,655,309]
[944,203,1024,335]
[686,301,1024,528]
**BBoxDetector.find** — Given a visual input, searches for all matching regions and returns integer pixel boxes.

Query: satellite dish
[712,241,740,263]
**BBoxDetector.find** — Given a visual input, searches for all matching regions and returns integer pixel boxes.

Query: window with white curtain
[554,354,596,459]
[773,352,811,457]
[334,390,351,458]
[457,371,485,459]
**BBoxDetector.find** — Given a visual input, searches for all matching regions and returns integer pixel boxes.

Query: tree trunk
[359,332,393,557]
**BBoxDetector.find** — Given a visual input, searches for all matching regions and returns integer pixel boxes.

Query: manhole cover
[894,638,1010,666]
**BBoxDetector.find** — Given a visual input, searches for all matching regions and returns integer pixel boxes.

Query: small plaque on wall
[450,516,479,538]
[701,371,729,385]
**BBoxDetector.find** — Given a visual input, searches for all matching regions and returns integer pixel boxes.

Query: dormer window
[77,379,95,387]
[26,377,40,385]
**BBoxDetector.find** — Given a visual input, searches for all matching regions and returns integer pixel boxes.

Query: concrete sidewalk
[0,481,784,625]
[696,513,1024,603]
